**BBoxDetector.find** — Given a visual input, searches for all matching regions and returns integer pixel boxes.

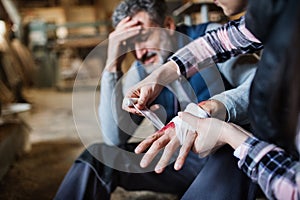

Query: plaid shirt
[168,15,300,199]
[169,16,263,78]
[234,137,300,200]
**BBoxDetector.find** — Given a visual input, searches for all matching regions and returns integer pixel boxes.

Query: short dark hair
[112,0,167,27]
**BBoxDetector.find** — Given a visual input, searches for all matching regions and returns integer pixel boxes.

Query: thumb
[137,87,150,109]
[178,112,200,130]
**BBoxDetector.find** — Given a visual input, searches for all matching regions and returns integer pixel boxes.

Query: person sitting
[128,0,300,199]
[136,12,300,198]
[55,0,259,199]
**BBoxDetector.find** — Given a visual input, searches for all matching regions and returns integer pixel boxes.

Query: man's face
[213,0,247,16]
[129,11,173,73]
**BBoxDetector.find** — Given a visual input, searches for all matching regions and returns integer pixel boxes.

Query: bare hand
[122,76,164,114]
[198,99,227,121]
[105,16,142,72]
[122,61,179,114]
[135,122,196,173]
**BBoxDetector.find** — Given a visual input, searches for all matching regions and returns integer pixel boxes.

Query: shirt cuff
[169,56,187,78]
[103,69,123,81]
[233,136,258,162]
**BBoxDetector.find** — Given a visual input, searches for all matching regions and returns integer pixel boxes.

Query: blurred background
[0,0,226,199]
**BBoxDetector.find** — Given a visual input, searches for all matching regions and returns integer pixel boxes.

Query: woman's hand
[178,112,227,156]
[179,112,251,152]
[135,110,251,174]
[123,61,179,114]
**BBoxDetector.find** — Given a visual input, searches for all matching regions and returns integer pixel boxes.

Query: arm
[209,54,258,124]
[170,16,262,78]
[123,17,262,112]
[99,67,144,146]
[194,24,259,124]
[234,137,300,200]
[177,112,300,199]
[136,111,300,200]
[99,17,144,145]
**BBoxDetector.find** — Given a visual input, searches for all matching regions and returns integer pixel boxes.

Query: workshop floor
[0,88,176,200]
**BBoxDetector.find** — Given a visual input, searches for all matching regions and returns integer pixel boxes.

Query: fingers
[136,124,176,169]
[113,17,142,42]
[174,130,196,170]
[122,88,142,112]
[121,97,144,116]
[110,25,142,43]
[123,84,157,112]
[136,88,148,109]
[116,16,131,26]
[154,137,180,173]
[136,84,163,110]
[139,133,171,168]
[116,16,139,30]
[135,130,165,154]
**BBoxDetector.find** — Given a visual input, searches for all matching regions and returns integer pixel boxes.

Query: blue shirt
[135,23,211,123]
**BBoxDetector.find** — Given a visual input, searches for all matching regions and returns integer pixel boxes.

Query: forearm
[149,60,180,86]
[235,137,300,199]
[212,56,257,124]
[210,84,250,124]
[99,70,123,145]
[100,70,141,145]
[169,17,262,78]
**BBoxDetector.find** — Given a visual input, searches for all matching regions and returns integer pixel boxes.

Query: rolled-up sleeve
[169,16,263,78]
[234,137,300,200]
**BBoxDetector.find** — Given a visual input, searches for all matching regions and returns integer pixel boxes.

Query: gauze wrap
[172,103,210,145]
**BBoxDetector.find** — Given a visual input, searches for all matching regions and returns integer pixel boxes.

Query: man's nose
[135,43,147,60]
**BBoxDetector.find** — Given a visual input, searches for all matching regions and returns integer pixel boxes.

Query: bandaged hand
[172,102,210,145]
[135,103,210,173]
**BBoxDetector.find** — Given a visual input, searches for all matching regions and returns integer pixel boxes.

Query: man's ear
[164,16,176,35]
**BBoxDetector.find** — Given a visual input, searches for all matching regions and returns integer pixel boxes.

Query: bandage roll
[123,97,139,107]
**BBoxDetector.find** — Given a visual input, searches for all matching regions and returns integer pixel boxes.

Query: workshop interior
[0,0,227,199]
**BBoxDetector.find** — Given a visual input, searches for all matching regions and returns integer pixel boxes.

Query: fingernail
[155,166,163,173]
[174,163,181,170]
[140,159,147,168]
[138,100,144,106]
[135,147,141,154]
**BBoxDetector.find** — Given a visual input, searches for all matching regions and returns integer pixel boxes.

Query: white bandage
[172,103,210,144]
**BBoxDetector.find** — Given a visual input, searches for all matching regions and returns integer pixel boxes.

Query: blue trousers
[54,143,258,200]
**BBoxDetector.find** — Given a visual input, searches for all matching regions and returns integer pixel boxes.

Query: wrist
[153,61,180,85]
[222,124,249,150]
[104,60,122,73]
